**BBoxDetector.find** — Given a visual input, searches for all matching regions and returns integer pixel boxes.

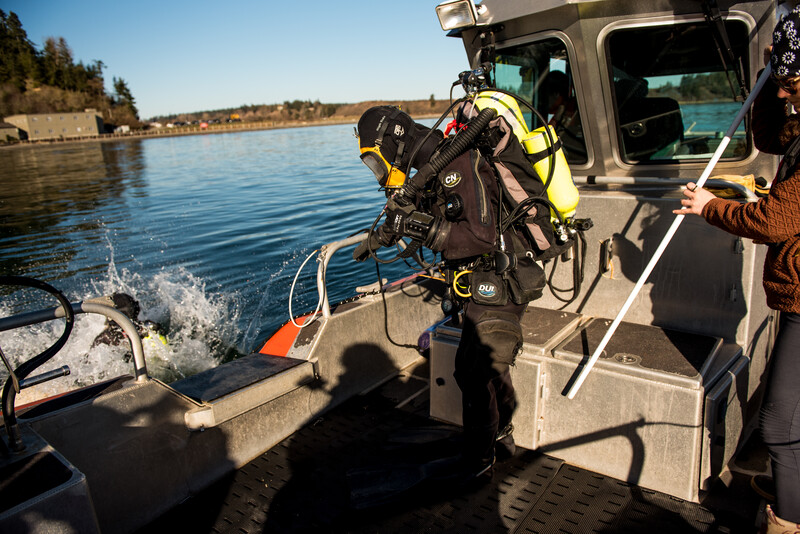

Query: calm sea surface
[0,123,415,398]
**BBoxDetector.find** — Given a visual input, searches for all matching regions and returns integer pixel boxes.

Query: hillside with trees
[0,10,139,129]
[151,96,451,126]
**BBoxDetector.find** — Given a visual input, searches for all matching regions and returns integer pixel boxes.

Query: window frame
[598,12,757,167]
[493,30,594,170]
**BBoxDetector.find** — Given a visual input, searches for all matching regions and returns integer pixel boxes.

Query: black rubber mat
[347,451,565,533]
[514,464,716,534]
[140,375,760,534]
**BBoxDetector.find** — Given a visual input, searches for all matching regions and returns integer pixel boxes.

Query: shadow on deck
[140,360,767,534]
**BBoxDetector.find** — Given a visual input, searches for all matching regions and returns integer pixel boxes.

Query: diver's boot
[495,423,515,461]
[759,505,800,534]
[458,424,497,484]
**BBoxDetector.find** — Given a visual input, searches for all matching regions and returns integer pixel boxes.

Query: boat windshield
[607,19,751,163]
[493,18,751,166]
[494,37,588,165]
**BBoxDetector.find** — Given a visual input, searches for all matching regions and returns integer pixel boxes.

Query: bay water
[0,123,415,401]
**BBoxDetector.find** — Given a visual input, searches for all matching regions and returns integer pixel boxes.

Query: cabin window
[493,36,587,165]
[607,19,750,163]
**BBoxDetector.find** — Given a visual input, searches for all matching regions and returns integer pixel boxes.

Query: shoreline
[0,113,446,149]
[0,117,359,149]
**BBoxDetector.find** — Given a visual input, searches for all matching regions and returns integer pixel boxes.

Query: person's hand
[672,182,716,216]
[352,232,383,262]
[382,201,417,238]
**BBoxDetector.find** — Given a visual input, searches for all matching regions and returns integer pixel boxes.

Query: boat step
[172,353,316,430]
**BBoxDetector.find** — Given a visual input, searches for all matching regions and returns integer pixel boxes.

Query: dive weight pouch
[507,257,546,304]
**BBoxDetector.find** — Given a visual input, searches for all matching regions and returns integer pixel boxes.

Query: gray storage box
[541,318,743,502]
[429,306,583,426]
[430,308,749,502]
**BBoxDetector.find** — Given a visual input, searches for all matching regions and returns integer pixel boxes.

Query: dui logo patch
[443,171,462,188]
[477,283,497,298]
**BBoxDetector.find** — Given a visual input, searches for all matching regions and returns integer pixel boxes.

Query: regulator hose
[431,106,498,174]
[399,107,498,203]
[404,96,468,179]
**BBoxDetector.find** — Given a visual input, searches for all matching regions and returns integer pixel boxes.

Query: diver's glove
[352,225,395,262]
[382,198,449,251]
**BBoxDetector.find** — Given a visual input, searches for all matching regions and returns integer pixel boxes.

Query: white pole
[565,64,773,399]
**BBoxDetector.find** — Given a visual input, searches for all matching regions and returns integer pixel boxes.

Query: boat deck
[140,359,768,533]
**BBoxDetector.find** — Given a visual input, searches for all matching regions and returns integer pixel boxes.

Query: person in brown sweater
[675,8,800,529]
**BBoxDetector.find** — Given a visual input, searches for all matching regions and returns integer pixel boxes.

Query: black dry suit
[426,142,546,467]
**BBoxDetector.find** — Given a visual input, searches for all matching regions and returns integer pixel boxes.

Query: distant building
[4,110,104,141]
[0,122,20,142]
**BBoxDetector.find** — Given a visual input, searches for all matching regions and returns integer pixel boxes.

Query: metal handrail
[573,176,760,202]
[0,301,149,382]
[317,233,369,318]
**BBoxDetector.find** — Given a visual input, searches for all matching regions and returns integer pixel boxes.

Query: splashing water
[239,247,321,352]
[0,263,242,405]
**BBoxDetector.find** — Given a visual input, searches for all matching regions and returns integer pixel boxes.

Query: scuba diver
[352,102,558,481]
[92,293,168,350]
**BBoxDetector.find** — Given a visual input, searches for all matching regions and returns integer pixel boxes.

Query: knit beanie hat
[772,5,800,77]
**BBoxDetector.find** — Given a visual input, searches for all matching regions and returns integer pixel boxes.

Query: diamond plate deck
[140,370,762,534]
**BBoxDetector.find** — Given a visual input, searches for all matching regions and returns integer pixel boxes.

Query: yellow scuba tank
[472,92,530,143]
[522,125,579,219]
[471,91,578,221]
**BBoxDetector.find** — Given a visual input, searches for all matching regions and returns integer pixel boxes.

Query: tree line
[153,100,343,124]
[0,10,139,128]
[152,98,447,125]
[650,72,737,102]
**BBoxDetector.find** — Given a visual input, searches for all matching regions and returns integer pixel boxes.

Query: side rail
[0,298,148,451]
[317,233,369,318]
[0,299,148,385]
[0,301,148,382]
[0,275,148,453]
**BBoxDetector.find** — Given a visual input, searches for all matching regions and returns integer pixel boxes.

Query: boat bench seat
[171,353,316,430]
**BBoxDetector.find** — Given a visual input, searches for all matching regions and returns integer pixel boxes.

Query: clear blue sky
[3,0,470,119]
